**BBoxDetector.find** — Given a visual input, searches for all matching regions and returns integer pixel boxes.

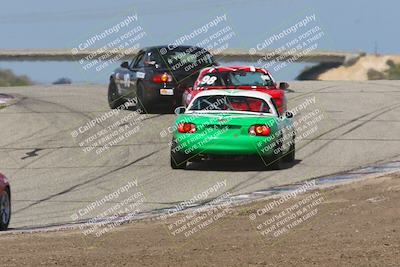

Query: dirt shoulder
[2,172,400,267]
[317,55,400,80]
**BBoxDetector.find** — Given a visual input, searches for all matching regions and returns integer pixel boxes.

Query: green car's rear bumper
[174,132,277,157]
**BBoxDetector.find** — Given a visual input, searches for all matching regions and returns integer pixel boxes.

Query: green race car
[170,89,295,170]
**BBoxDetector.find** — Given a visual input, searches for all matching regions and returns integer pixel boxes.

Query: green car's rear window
[189,95,271,113]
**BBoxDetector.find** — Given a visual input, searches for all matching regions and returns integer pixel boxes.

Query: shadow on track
[127,103,176,114]
[186,159,301,172]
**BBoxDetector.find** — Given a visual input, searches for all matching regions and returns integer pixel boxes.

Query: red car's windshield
[197,71,275,87]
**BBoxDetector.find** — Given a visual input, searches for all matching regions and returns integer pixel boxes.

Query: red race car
[0,172,11,230]
[182,66,289,113]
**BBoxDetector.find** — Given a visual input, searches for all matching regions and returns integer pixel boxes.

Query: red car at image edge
[0,172,11,230]
[182,66,289,113]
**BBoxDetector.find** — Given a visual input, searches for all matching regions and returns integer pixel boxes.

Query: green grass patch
[368,60,400,80]
[0,68,33,86]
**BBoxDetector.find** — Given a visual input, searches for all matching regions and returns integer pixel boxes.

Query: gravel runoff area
[1,171,399,267]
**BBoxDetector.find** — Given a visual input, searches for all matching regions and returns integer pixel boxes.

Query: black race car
[108,45,217,112]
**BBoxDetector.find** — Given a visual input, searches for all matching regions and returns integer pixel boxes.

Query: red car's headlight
[249,125,270,136]
[177,123,196,133]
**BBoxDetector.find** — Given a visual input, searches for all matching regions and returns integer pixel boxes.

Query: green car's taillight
[177,123,196,133]
[249,125,271,136]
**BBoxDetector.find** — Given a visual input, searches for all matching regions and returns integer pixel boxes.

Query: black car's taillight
[152,73,172,83]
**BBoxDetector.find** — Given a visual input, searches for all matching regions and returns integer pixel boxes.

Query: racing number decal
[123,73,130,88]
[200,75,217,85]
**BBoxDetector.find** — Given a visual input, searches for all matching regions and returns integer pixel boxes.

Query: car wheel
[108,80,126,109]
[136,82,151,113]
[0,188,11,231]
[170,139,188,169]
[283,139,295,163]
[268,135,284,170]
[182,92,189,108]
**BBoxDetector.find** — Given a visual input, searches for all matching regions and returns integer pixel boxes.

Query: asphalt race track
[1,81,399,229]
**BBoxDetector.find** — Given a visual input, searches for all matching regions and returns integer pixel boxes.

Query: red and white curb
[2,161,399,235]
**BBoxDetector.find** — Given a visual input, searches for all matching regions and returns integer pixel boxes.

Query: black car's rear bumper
[141,80,186,104]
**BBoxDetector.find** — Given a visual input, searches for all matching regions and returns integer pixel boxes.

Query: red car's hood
[192,85,285,99]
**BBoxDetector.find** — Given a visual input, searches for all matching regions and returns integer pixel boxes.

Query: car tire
[283,139,295,163]
[268,135,284,170]
[270,153,284,170]
[108,80,126,109]
[0,188,11,231]
[136,81,151,113]
[170,139,188,169]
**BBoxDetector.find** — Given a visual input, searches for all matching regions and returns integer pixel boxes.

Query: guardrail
[0,48,363,63]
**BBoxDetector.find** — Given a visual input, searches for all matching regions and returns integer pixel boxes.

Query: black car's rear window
[148,47,214,71]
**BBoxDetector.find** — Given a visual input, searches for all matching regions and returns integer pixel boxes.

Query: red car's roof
[194,66,275,89]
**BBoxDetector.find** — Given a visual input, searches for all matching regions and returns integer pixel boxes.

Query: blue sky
[0,0,397,83]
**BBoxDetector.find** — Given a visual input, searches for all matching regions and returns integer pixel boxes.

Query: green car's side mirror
[285,111,294,118]
[174,106,186,115]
